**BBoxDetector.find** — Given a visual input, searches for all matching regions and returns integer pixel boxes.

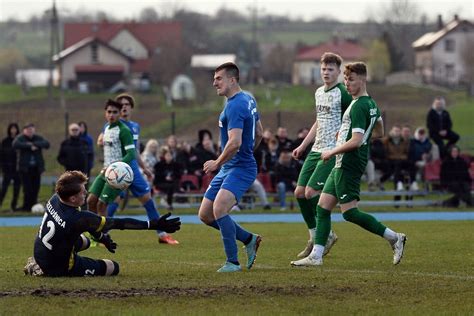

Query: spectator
[292,127,312,169]
[141,139,160,188]
[254,128,273,173]
[380,125,413,191]
[57,123,89,173]
[274,149,299,211]
[165,135,179,161]
[0,123,21,211]
[440,146,472,207]
[195,131,219,172]
[13,123,50,211]
[153,149,182,210]
[408,127,433,190]
[266,137,280,175]
[78,121,94,177]
[401,125,412,142]
[427,96,459,158]
[276,127,293,153]
[176,141,201,178]
[367,138,388,191]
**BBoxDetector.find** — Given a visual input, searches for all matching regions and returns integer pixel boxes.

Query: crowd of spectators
[0,96,471,212]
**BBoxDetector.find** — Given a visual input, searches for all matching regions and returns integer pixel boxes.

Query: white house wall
[59,44,130,88]
[109,29,149,59]
[431,29,474,85]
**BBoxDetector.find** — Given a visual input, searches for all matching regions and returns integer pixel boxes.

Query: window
[445,39,455,52]
[91,43,98,63]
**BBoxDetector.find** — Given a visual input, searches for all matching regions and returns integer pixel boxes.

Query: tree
[378,0,420,71]
[150,41,192,85]
[461,38,474,96]
[0,48,27,83]
[261,43,294,83]
[139,7,159,22]
[365,39,391,83]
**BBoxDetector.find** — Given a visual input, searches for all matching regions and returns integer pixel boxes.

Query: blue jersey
[219,91,260,169]
[33,194,105,276]
[121,119,140,148]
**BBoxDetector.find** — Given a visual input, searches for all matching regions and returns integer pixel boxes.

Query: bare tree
[461,39,474,96]
[261,43,294,83]
[139,7,159,22]
[378,0,421,71]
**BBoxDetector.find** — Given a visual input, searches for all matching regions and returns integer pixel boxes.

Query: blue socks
[216,215,239,265]
[208,220,252,244]
[107,202,119,217]
[143,199,159,220]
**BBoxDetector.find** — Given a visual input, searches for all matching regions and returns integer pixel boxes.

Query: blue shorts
[128,161,150,197]
[204,166,256,202]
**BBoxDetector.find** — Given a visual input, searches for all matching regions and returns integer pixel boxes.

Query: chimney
[454,14,459,21]
[437,14,443,30]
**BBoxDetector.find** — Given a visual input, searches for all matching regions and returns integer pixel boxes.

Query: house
[292,38,366,85]
[412,16,474,87]
[54,21,182,90]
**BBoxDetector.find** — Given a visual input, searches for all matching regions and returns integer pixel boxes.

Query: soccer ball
[105,161,134,190]
[31,203,45,214]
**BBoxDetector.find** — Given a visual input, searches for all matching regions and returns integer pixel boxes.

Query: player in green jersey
[292,52,352,260]
[291,62,406,267]
[87,99,136,217]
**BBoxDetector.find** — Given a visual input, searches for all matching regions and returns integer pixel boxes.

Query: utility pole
[48,0,60,102]
[250,2,258,85]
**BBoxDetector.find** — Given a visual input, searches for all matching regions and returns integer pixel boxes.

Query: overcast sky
[0,0,472,22]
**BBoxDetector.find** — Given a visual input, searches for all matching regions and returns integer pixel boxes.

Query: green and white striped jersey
[311,83,352,153]
[335,95,381,174]
[103,121,135,167]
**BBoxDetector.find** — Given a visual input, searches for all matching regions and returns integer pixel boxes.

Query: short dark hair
[344,62,367,76]
[320,52,343,67]
[215,62,240,82]
[104,99,123,110]
[55,171,88,200]
[116,93,135,108]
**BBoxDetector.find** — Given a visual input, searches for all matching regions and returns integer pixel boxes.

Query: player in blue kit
[103,93,179,245]
[24,171,181,277]
[198,62,264,273]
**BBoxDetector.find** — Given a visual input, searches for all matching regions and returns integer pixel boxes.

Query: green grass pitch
[1,221,473,314]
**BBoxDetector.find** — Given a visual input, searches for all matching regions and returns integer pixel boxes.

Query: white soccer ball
[105,161,134,190]
[31,203,45,214]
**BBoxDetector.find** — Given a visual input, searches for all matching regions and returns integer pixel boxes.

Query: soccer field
[1,221,473,315]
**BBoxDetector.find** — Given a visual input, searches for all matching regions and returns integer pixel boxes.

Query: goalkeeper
[24,170,181,277]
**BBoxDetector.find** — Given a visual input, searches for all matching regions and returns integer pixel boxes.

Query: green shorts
[297,151,335,191]
[322,168,361,204]
[88,172,122,204]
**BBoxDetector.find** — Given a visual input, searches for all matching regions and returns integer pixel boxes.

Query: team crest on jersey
[218,120,223,127]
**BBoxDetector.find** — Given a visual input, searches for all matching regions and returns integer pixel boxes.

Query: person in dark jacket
[78,121,94,177]
[57,123,89,173]
[440,146,472,207]
[426,97,459,158]
[0,123,21,211]
[12,123,50,211]
[153,149,182,210]
[274,149,299,211]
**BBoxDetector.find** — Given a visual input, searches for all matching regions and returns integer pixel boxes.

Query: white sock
[309,244,325,259]
[158,232,167,238]
[309,228,316,241]
[383,228,398,244]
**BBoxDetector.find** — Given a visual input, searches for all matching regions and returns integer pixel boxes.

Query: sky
[0,0,472,23]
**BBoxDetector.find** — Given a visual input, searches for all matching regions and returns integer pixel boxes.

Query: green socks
[297,195,319,229]
[315,205,331,246]
[342,208,386,237]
